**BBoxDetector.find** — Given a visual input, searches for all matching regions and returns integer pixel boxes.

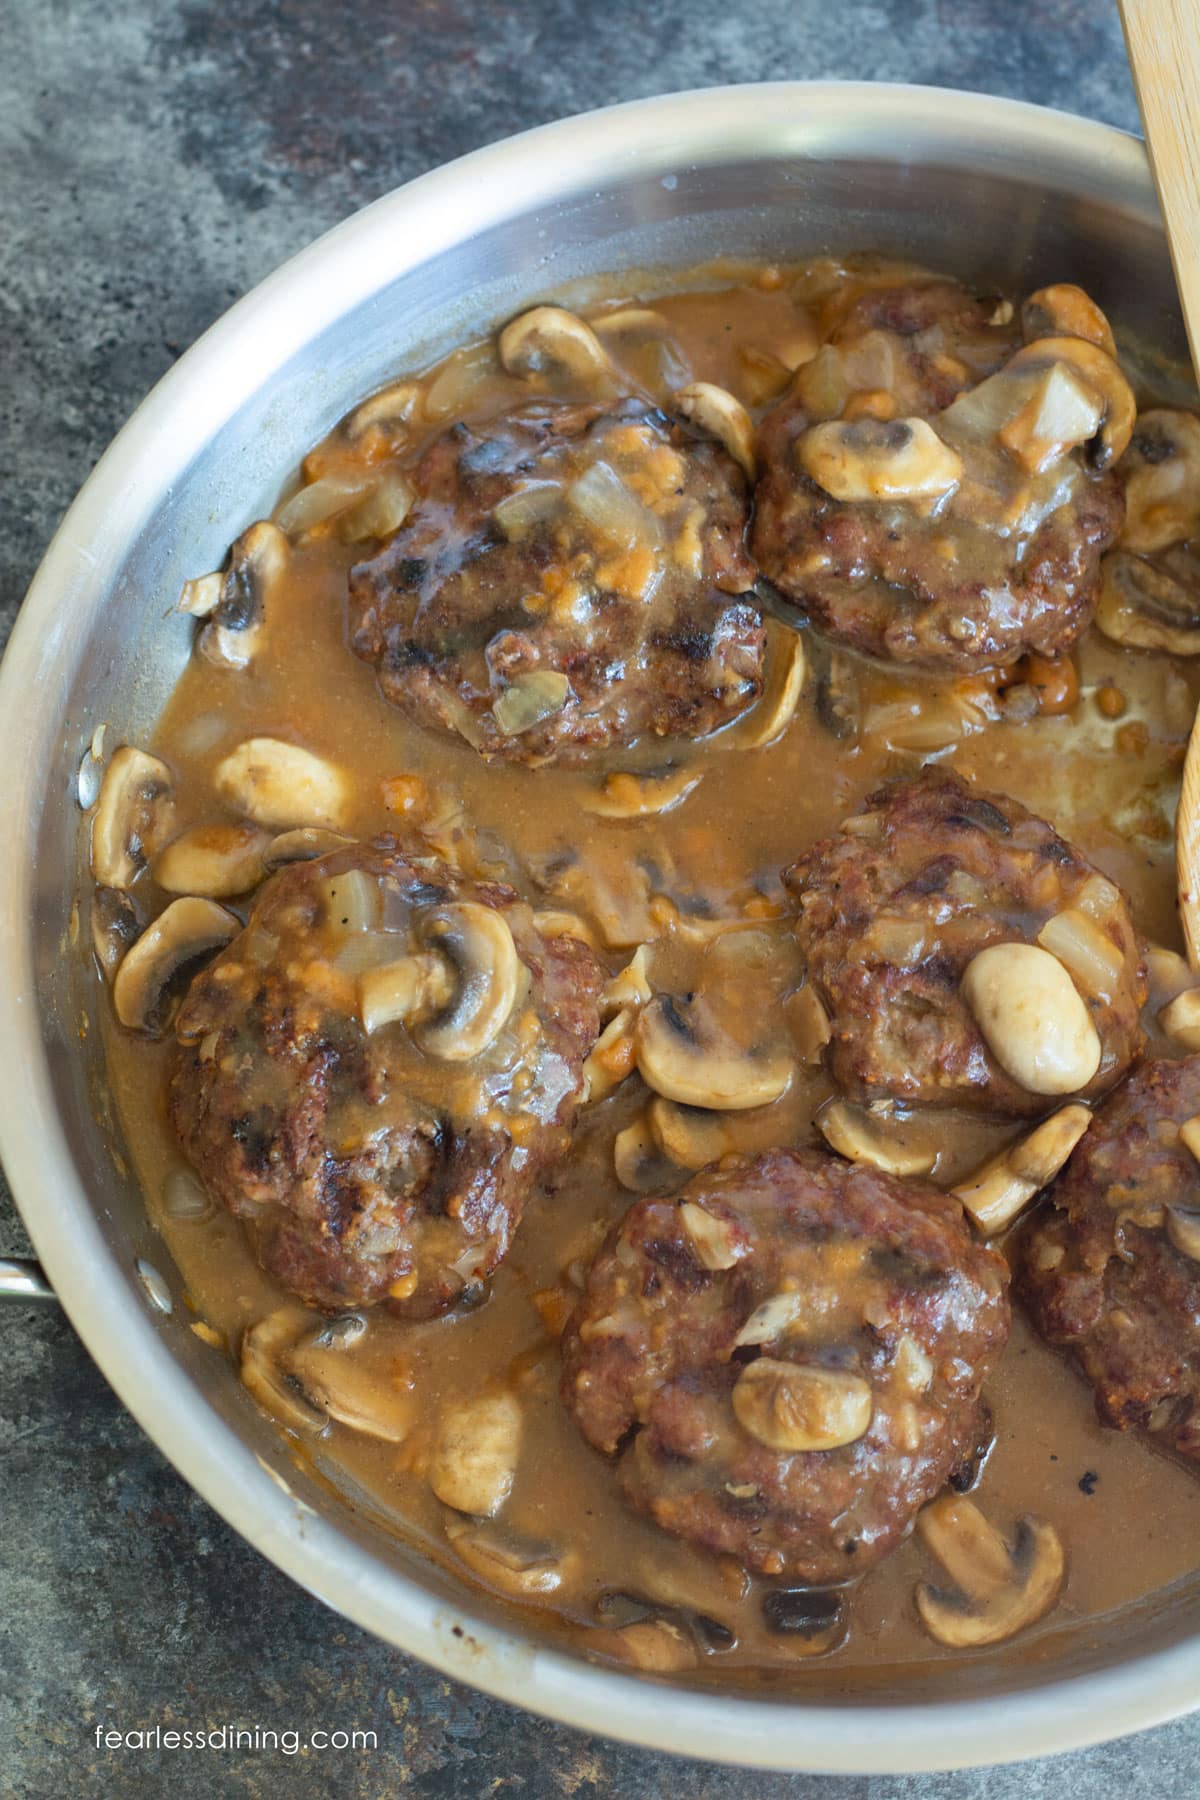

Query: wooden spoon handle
[1121,0,1200,964]
[1120,0,1200,376]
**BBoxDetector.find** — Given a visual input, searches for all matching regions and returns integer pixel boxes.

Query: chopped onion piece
[340,473,415,542]
[566,461,658,550]
[1037,907,1126,1001]
[493,483,563,538]
[277,473,373,535]
[493,670,571,736]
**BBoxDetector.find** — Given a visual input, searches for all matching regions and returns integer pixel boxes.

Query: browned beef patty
[1019,1057,1200,1461]
[785,769,1146,1117]
[561,1148,1010,1582]
[752,279,1124,670]
[348,399,762,764]
[170,840,602,1318]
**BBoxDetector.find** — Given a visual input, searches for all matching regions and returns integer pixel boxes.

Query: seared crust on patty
[752,279,1125,670]
[170,839,602,1318]
[785,769,1146,1117]
[561,1148,1010,1583]
[1019,1056,1200,1461]
[348,399,762,764]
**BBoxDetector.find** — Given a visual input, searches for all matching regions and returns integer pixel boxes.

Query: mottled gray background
[2,1,1189,1794]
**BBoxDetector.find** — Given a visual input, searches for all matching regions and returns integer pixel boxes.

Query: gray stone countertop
[3,1,1193,1793]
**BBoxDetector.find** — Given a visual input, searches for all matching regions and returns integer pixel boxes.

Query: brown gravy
[97,259,1200,1689]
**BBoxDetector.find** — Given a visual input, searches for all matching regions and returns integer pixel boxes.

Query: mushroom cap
[634,994,794,1112]
[961,941,1103,1096]
[153,821,270,898]
[915,1495,1065,1648]
[498,305,616,388]
[194,519,289,670]
[798,416,963,503]
[113,896,239,1035]
[673,381,757,479]
[413,901,524,1063]
[213,736,350,831]
[90,745,176,890]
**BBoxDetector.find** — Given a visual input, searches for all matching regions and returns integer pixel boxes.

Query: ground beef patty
[170,840,602,1318]
[786,769,1146,1117]
[1019,1057,1200,1461]
[752,278,1125,669]
[561,1148,1010,1582]
[348,399,762,764]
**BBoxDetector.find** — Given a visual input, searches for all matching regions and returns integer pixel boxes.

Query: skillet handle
[0,1257,57,1303]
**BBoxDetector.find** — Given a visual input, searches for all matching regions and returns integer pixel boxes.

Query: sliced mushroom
[112,897,239,1034]
[816,1098,938,1178]
[677,1200,742,1271]
[91,886,142,980]
[1166,1201,1200,1262]
[282,1328,412,1442]
[1147,942,1195,1008]
[498,306,616,388]
[635,995,793,1112]
[213,737,350,831]
[760,1587,846,1653]
[580,765,702,819]
[673,381,756,479]
[263,826,355,870]
[582,1007,639,1102]
[650,1097,739,1173]
[732,1357,873,1453]
[602,1618,699,1673]
[1021,284,1116,356]
[90,746,176,890]
[600,943,653,1019]
[1005,337,1134,470]
[1160,987,1200,1047]
[445,1517,576,1598]
[428,1391,523,1517]
[733,1291,805,1347]
[413,903,522,1062]
[347,378,423,441]
[613,1112,667,1192]
[798,417,963,503]
[728,625,805,751]
[593,1588,733,1659]
[184,521,289,671]
[961,942,1101,1095]
[814,648,861,742]
[785,984,831,1065]
[915,1495,1065,1648]
[531,907,600,950]
[240,1312,329,1434]
[1117,409,1200,554]
[954,1104,1092,1235]
[153,822,270,898]
[1179,705,1200,971]
[358,952,455,1036]
[592,306,671,337]
[1096,548,1200,655]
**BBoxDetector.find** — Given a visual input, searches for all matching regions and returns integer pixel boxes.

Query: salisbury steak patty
[561,1148,1010,1582]
[348,399,762,764]
[170,840,602,1318]
[752,278,1125,669]
[786,770,1146,1117]
[1019,1057,1200,1460]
